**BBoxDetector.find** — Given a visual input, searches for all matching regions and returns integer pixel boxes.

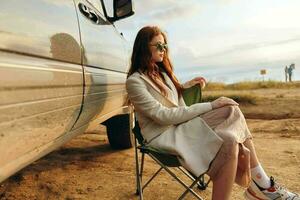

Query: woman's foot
[244,176,300,200]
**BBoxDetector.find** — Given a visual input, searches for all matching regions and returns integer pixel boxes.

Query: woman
[126,26,299,200]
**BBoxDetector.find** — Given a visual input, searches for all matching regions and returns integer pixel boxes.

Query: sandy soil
[1,88,300,200]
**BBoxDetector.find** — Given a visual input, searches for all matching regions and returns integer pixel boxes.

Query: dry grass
[205,80,300,90]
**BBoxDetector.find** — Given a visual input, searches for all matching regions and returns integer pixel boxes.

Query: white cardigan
[126,71,223,176]
[126,72,212,141]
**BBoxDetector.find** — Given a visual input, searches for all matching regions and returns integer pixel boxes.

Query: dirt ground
[1,88,300,200]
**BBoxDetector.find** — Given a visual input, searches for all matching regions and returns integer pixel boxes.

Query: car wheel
[103,114,133,149]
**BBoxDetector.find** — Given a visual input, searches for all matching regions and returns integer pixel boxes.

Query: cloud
[168,26,300,71]
[217,0,237,5]
[40,0,73,7]
[146,2,202,22]
[117,0,202,31]
[194,36,300,59]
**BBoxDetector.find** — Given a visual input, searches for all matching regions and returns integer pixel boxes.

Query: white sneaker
[244,177,300,200]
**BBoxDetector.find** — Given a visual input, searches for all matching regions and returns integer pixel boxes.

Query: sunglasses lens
[156,43,167,51]
[157,44,163,51]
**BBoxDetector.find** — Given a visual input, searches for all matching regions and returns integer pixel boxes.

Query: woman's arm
[126,77,212,126]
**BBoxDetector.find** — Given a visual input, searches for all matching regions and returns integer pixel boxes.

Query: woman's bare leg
[211,143,239,200]
[243,138,272,189]
[243,138,259,168]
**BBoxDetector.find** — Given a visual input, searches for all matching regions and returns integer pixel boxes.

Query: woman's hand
[211,97,239,109]
[182,77,206,89]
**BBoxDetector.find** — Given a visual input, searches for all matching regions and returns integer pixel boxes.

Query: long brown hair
[127,26,182,96]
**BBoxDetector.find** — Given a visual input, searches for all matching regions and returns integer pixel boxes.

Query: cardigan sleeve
[126,76,212,126]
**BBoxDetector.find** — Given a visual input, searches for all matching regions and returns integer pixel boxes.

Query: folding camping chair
[132,84,211,200]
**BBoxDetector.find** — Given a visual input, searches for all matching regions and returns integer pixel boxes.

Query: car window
[86,0,104,16]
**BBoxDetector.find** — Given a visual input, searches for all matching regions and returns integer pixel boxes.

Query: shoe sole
[244,189,268,200]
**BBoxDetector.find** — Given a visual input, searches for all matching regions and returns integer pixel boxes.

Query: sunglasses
[150,42,168,52]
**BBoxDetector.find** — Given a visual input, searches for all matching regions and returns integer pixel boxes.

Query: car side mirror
[113,0,134,20]
[101,0,134,23]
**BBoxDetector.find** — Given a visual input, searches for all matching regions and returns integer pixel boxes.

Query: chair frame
[133,122,211,200]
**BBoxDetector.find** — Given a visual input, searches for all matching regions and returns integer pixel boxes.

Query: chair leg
[177,175,204,200]
[140,153,145,183]
[134,140,143,200]
[148,154,203,200]
[178,167,210,190]
[198,176,211,191]
[142,166,163,191]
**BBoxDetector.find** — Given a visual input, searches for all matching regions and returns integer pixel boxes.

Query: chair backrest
[132,120,146,145]
[182,84,202,106]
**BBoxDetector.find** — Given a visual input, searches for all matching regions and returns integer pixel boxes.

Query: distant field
[205,80,300,90]
[202,87,300,120]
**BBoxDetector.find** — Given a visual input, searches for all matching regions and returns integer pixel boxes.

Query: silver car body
[0,0,132,182]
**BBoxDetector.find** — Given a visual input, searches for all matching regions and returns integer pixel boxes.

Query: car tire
[103,114,133,149]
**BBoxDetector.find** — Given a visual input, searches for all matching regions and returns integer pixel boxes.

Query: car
[0,0,134,183]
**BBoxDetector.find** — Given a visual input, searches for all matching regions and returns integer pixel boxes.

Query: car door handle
[78,3,100,24]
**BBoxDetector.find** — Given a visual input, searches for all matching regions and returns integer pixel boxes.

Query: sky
[114,0,300,83]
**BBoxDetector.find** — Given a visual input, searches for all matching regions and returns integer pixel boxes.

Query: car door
[72,0,130,130]
[0,0,83,182]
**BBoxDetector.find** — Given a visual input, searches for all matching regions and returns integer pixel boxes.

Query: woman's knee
[227,105,238,112]
[232,105,245,116]
[220,105,240,115]
[225,105,246,121]
[216,105,235,119]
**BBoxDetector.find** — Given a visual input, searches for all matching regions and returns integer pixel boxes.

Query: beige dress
[149,105,252,181]
[147,76,252,186]
[200,105,252,179]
